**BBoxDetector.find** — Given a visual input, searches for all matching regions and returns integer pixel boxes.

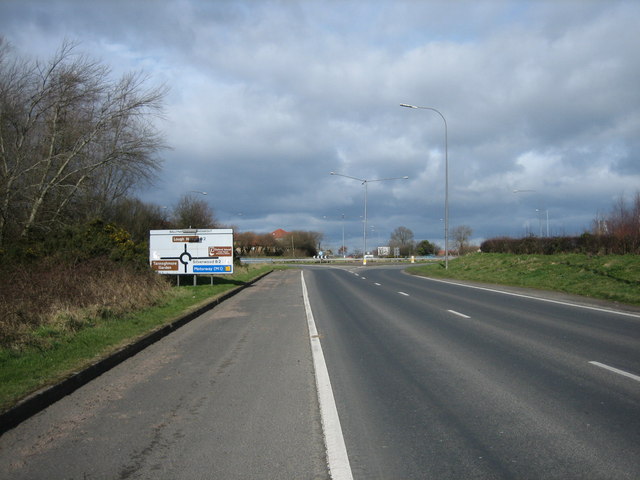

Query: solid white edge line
[447,309,471,319]
[416,276,640,319]
[301,271,354,480]
[589,361,640,382]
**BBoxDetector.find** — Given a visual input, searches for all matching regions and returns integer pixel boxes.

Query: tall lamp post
[330,172,408,263]
[400,103,449,269]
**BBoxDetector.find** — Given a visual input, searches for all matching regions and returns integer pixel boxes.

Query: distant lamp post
[342,213,346,258]
[330,172,409,263]
[513,189,549,237]
[400,103,449,268]
[536,209,549,237]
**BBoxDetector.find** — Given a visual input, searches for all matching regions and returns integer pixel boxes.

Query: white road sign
[149,229,234,275]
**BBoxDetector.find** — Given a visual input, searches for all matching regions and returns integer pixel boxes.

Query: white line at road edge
[301,272,354,480]
[416,276,640,319]
[589,361,640,382]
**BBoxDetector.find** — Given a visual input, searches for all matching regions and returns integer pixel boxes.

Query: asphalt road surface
[2,266,639,479]
[304,265,640,479]
[0,271,328,480]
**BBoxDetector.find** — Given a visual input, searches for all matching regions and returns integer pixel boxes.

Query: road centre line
[398,291,410,296]
[374,283,381,286]
[589,361,640,382]
[416,276,640,319]
[301,272,354,480]
[448,309,471,319]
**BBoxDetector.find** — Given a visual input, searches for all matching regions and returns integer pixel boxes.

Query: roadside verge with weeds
[407,253,640,306]
[0,263,275,413]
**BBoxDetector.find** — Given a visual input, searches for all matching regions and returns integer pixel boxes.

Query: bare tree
[389,226,415,256]
[172,194,218,229]
[451,225,473,255]
[592,191,640,253]
[0,38,167,245]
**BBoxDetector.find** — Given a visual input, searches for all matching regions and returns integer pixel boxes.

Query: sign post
[149,229,234,280]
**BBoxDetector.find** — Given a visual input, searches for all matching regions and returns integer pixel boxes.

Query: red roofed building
[271,228,290,239]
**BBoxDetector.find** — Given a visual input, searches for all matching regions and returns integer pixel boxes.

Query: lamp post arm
[330,171,366,183]
[368,176,410,183]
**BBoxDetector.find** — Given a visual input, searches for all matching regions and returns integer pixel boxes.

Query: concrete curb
[0,270,272,436]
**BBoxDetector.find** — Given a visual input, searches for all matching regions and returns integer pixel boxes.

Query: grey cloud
[1,0,638,249]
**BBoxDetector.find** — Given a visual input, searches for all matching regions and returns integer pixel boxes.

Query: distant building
[271,228,290,239]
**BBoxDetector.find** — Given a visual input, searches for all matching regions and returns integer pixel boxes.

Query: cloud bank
[1,0,638,251]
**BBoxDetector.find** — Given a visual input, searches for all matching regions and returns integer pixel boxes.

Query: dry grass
[0,257,171,351]
[0,263,275,411]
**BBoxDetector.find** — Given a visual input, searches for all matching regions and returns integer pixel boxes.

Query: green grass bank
[407,253,640,306]
[0,265,275,413]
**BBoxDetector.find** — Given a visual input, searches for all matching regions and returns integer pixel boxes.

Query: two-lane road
[304,265,640,479]
[2,266,638,479]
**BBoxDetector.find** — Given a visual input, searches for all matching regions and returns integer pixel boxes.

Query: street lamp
[513,189,549,237]
[536,209,549,237]
[342,213,346,258]
[322,214,346,258]
[400,103,449,269]
[330,171,409,263]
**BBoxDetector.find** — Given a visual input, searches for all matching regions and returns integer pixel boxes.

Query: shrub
[0,219,169,351]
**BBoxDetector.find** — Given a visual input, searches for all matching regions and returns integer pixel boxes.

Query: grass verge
[407,253,640,306]
[0,265,276,413]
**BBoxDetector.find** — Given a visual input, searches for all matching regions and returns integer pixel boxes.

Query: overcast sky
[2,0,639,252]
